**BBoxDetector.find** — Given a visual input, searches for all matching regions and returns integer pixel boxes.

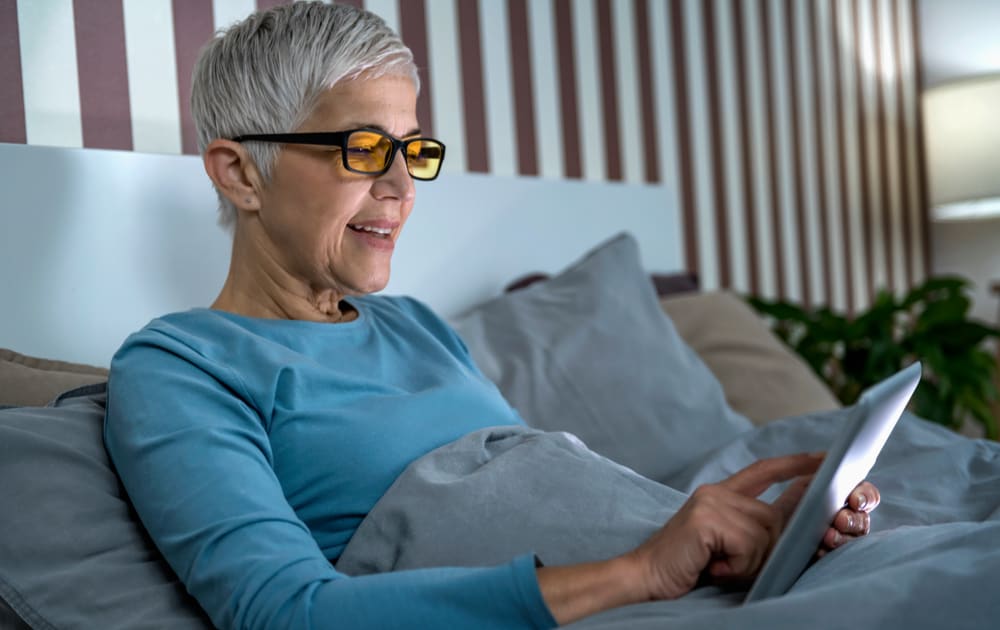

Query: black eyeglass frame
[231,128,446,181]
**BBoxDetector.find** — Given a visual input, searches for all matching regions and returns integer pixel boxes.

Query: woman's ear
[203,139,264,213]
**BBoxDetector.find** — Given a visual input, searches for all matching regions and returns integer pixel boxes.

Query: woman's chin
[342,269,391,297]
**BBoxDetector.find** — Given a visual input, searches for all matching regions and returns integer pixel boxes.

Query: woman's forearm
[536,555,649,626]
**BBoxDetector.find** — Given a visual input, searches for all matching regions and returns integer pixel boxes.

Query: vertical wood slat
[669,0,700,277]
[633,0,660,184]
[785,0,811,308]
[809,0,834,308]
[909,0,932,278]
[0,0,27,143]
[892,0,914,290]
[456,0,489,173]
[731,0,760,296]
[554,0,582,179]
[73,0,133,150]
[399,0,434,137]
[595,0,622,181]
[832,0,856,316]
[172,0,214,155]
[507,0,538,176]
[255,0,289,11]
[760,0,786,300]
[851,0,874,304]
[872,0,894,294]
[702,0,731,288]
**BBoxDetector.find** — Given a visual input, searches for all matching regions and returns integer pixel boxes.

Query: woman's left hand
[819,481,880,556]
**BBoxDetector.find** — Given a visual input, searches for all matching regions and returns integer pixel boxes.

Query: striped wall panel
[0,0,929,313]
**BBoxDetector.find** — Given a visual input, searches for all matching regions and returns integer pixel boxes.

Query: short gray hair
[191,1,419,230]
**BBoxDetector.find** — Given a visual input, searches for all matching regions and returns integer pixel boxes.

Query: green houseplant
[747,276,1000,439]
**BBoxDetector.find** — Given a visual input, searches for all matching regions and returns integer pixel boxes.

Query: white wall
[919,0,1000,324]
[919,0,1000,88]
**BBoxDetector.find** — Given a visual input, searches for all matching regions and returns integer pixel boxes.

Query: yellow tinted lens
[345,131,391,172]
[405,140,443,178]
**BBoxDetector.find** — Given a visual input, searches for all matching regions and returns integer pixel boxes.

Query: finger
[771,475,813,522]
[832,508,870,536]
[693,486,786,554]
[849,482,881,513]
[822,527,845,550]
[721,453,825,498]
[706,514,773,580]
[690,487,782,578]
[729,494,785,556]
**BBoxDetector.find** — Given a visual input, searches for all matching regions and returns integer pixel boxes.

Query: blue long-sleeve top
[104,295,557,629]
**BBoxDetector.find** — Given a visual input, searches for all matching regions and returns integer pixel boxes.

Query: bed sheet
[336,409,1000,629]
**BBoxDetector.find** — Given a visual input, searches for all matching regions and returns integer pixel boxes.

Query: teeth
[350,224,391,235]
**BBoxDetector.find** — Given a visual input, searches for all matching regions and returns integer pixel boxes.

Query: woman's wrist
[535,554,650,626]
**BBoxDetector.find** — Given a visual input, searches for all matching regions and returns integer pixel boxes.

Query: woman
[104,3,878,628]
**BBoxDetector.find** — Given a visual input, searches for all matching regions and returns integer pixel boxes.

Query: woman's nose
[373,148,416,202]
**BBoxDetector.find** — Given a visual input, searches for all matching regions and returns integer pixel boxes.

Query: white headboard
[0,142,682,366]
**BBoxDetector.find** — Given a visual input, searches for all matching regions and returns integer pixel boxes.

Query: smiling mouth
[348,224,392,239]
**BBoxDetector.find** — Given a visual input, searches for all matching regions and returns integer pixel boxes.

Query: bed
[2,144,998,629]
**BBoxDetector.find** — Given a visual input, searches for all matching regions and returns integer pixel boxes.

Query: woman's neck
[211,224,357,324]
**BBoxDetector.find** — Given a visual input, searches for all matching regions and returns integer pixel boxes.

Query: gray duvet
[336,409,1000,629]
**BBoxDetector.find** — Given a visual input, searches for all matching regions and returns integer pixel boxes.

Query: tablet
[743,361,922,603]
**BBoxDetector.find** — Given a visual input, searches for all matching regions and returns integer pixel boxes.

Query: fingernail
[857,494,868,510]
[847,513,855,529]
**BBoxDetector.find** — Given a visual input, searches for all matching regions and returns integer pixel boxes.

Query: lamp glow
[923,75,1000,222]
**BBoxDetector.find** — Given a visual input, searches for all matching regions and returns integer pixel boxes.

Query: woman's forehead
[303,75,418,133]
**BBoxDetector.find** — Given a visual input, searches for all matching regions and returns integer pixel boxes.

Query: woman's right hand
[537,453,821,626]
[627,453,822,601]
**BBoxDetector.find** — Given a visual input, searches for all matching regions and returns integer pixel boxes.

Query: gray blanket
[336,410,1000,629]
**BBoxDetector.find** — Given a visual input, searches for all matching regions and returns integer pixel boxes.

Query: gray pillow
[452,233,753,482]
[0,384,211,629]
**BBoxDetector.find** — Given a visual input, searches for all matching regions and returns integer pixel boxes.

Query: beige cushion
[661,291,840,425]
[0,349,108,407]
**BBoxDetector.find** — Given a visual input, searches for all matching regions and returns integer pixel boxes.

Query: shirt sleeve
[104,332,556,630]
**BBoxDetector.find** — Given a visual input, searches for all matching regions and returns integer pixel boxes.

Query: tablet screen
[743,362,921,603]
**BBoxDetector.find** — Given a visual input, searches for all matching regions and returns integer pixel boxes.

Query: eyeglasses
[231,128,446,181]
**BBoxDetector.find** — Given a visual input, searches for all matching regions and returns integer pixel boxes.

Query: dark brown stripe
[73,0,132,150]
[832,0,856,316]
[732,0,760,295]
[851,0,874,304]
[669,0,699,276]
[871,0,894,294]
[909,0,931,277]
[173,0,214,155]
[633,0,660,184]
[784,0,810,308]
[702,0,730,288]
[255,0,291,10]
[808,0,833,308]
[456,0,489,173]
[596,0,622,181]
[760,0,787,299]
[554,0,582,179]
[893,0,913,289]
[0,0,26,143]
[507,0,538,176]
[399,0,434,136]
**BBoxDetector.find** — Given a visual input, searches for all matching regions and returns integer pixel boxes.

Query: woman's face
[254,74,419,298]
